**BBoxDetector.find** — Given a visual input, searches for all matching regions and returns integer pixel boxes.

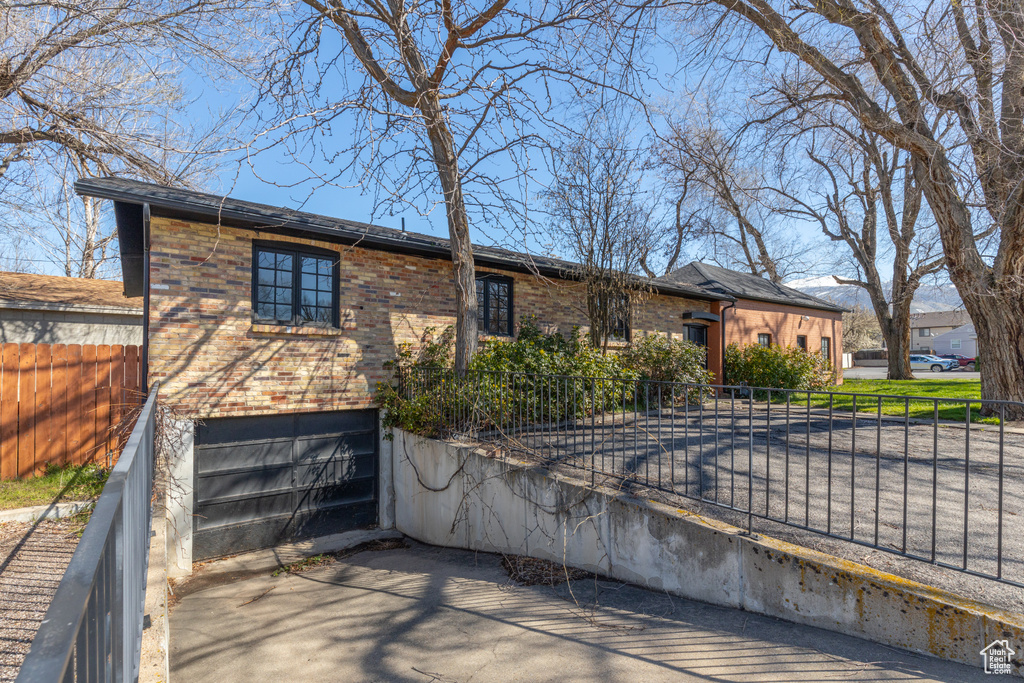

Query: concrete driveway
[170,541,991,682]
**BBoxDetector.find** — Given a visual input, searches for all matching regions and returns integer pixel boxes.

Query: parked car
[940,354,976,370]
[910,354,960,372]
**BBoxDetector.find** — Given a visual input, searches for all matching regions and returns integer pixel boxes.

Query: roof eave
[77,178,730,303]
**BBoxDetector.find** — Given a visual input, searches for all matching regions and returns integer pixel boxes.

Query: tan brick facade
[147,217,716,419]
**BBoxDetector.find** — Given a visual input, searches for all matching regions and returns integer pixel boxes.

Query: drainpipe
[720,301,735,383]
[142,203,151,395]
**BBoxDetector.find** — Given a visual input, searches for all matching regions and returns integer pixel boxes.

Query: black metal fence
[17,385,158,683]
[398,368,1024,587]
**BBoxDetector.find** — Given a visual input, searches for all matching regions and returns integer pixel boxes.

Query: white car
[910,354,959,372]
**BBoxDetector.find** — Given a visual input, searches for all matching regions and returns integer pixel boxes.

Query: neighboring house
[909,310,970,352]
[929,323,978,358]
[0,272,142,345]
[77,177,734,561]
[657,262,846,379]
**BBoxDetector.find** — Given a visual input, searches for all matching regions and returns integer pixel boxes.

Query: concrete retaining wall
[392,428,1024,674]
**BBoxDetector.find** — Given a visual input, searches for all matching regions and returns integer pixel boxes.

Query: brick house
[78,179,847,562]
[78,178,734,560]
[657,262,846,379]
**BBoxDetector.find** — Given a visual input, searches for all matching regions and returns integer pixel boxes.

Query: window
[598,292,630,341]
[796,335,807,350]
[685,325,707,347]
[821,337,831,359]
[919,328,931,337]
[685,325,708,368]
[758,333,772,347]
[476,274,513,336]
[951,339,962,350]
[253,243,338,327]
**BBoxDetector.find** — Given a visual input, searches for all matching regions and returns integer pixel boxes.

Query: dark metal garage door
[193,409,378,560]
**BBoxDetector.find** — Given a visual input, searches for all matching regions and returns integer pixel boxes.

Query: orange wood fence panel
[0,343,143,479]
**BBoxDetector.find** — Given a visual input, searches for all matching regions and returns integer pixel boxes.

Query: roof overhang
[79,177,732,303]
[682,311,720,323]
[113,201,145,298]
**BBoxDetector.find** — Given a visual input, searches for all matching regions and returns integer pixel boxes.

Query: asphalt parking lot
[170,541,991,682]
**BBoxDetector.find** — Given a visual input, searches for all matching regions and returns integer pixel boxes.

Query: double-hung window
[477,274,513,336]
[253,242,339,327]
[758,333,772,347]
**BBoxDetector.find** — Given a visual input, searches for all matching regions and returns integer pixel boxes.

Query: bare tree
[777,129,945,379]
[677,0,1024,413]
[20,157,117,278]
[654,115,820,283]
[265,0,656,373]
[843,304,884,354]
[1,0,273,275]
[543,128,655,350]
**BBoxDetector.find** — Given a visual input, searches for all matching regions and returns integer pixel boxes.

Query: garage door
[193,410,378,560]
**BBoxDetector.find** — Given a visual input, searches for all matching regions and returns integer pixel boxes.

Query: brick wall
[147,217,715,419]
[711,299,844,381]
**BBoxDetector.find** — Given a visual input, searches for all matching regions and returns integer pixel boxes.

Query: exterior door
[193,409,378,560]
[686,324,709,368]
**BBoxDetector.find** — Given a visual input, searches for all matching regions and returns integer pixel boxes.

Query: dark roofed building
[75,177,734,560]
[658,262,844,313]
[658,262,846,380]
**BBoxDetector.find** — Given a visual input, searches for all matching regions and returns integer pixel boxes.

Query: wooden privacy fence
[0,343,143,480]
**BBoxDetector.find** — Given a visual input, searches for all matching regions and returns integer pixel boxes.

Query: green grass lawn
[0,464,109,511]
[791,378,998,424]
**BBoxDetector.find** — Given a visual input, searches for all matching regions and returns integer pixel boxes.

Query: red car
[940,354,976,369]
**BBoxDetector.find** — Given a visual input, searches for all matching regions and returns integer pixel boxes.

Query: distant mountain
[785,276,963,313]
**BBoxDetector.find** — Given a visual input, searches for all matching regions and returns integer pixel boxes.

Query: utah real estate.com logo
[981,640,1015,675]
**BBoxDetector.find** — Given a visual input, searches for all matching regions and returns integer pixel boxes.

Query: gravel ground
[484,402,1024,615]
[0,520,81,681]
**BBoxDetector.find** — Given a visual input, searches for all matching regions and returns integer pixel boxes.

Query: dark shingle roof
[75,177,728,303]
[657,262,845,313]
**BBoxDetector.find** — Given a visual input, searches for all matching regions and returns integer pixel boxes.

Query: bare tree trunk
[80,195,98,279]
[915,157,1024,417]
[882,299,914,381]
[423,104,477,375]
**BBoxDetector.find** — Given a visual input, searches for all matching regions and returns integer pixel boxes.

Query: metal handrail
[17,384,159,683]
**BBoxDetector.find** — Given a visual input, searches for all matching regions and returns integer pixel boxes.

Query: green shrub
[469,317,627,378]
[379,320,641,437]
[467,318,639,427]
[379,321,719,438]
[724,342,833,396]
[618,334,713,385]
[617,334,713,405]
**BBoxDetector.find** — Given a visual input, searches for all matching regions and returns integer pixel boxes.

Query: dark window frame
[796,335,807,350]
[476,274,514,337]
[598,291,631,342]
[252,240,340,328]
[684,324,708,368]
[757,333,772,347]
[684,324,707,346]
[821,336,832,359]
